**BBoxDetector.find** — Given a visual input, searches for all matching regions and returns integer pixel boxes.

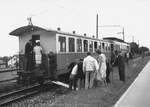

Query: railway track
[0,79,68,106]
[0,83,42,106]
[0,68,18,84]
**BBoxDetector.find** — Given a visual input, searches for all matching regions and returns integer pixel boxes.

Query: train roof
[9,25,101,41]
[9,25,51,36]
[103,37,129,44]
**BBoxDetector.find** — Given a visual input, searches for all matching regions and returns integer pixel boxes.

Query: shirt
[33,46,42,55]
[71,64,78,75]
[83,55,99,72]
[25,42,33,56]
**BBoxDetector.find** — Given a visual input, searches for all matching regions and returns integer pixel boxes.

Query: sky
[0,0,150,56]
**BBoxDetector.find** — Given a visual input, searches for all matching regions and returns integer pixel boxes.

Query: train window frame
[89,40,93,52]
[102,42,105,50]
[98,42,101,50]
[106,43,108,51]
[77,38,82,52]
[83,39,88,52]
[68,37,75,52]
[58,36,66,52]
[94,41,98,52]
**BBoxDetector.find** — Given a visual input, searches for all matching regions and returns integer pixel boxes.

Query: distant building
[7,55,19,68]
[0,60,6,68]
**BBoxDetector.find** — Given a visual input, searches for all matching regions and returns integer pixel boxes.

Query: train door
[76,38,83,58]
[32,35,40,46]
[68,37,76,65]
[56,35,67,75]
[83,39,88,57]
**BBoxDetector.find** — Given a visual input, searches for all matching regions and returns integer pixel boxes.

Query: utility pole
[96,14,98,39]
[122,27,125,41]
[132,36,134,42]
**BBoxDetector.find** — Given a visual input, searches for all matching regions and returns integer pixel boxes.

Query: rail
[0,83,42,106]
[0,68,19,73]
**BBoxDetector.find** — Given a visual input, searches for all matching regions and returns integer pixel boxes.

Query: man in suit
[25,39,34,71]
[113,51,126,83]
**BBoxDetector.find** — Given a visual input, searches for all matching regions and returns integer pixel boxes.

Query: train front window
[59,36,66,52]
[83,40,88,52]
[77,39,82,52]
[69,37,75,52]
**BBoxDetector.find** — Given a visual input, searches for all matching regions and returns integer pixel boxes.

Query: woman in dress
[96,49,107,86]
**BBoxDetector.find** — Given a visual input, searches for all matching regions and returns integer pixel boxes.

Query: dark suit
[115,54,125,82]
[25,42,33,71]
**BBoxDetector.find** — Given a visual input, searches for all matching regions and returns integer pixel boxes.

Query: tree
[139,46,149,54]
[130,42,139,54]
[3,56,9,68]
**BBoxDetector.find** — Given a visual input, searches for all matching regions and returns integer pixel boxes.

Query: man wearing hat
[113,51,126,83]
[25,39,33,71]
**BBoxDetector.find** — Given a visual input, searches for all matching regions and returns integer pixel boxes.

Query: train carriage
[9,25,129,84]
[103,37,130,54]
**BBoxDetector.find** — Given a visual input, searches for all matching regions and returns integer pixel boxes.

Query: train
[9,24,130,85]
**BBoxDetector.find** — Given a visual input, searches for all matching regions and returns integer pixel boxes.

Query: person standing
[106,60,113,83]
[33,40,43,66]
[76,59,85,90]
[96,49,107,86]
[113,51,126,83]
[83,52,98,89]
[69,62,78,90]
[126,52,130,64]
[111,51,116,65]
[25,39,33,71]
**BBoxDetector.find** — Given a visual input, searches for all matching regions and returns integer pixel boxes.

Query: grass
[48,56,150,107]
[7,56,150,107]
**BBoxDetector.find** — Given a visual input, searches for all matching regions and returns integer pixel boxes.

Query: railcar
[103,37,130,54]
[9,25,130,84]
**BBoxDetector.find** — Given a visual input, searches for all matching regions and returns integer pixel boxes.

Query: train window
[83,40,88,52]
[98,42,101,50]
[69,37,75,52]
[102,43,105,49]
[111,44,114,51]
[108,45,110,51]
[59,36,66,52]
[106,43,108,51]
[94,42,98,51]
[77,39,82,52]
[89,41,93,52]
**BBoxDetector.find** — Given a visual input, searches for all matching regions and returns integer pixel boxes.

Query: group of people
[25,39,43,71]
[68,50,126,91]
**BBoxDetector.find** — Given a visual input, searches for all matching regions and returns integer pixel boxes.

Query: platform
[114,60,150,107]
